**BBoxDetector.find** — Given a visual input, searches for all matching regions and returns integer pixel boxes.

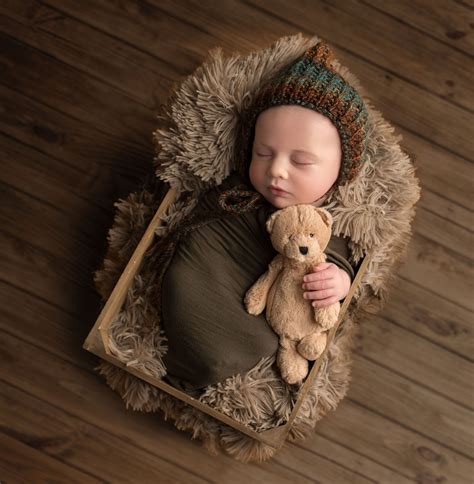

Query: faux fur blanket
[92,33,421,462]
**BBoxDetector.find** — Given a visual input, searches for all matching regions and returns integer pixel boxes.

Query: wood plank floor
[1,1,473,482]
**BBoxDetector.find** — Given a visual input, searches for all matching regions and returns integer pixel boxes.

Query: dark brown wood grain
[0,0,472,481]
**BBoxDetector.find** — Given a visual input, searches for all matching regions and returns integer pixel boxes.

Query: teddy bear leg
[277,338,309,384]
[297,331,328,361]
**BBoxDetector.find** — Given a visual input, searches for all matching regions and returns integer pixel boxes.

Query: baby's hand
[302,262,351,308]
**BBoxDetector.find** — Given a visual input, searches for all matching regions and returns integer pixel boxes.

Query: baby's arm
[302,262,351,308]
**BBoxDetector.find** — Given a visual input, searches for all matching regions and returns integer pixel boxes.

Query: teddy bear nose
[299,246,308,255]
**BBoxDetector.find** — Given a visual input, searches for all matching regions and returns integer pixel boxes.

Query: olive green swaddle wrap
[161,172,355,392]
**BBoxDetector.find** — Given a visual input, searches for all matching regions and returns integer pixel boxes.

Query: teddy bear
[244,204,341,385]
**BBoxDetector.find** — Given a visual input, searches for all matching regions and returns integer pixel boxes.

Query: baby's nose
[268,157,289,179]
[299,246,308,255]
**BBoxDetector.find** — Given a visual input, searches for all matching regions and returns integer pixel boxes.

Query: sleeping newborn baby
[160,42,368,393]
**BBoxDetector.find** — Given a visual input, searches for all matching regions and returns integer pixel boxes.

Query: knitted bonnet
[239,41,369,189]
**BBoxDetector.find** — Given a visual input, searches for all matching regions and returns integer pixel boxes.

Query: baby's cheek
[248,163,262,192]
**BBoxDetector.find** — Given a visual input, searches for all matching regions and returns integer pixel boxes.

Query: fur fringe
[91,32,421,462]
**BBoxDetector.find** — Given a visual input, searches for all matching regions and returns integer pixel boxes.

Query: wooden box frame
[83,185,370,450]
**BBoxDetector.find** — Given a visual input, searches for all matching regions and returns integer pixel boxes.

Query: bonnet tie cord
[218,185,265,213]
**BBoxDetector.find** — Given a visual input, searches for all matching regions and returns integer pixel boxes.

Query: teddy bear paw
[244,290,265,315]
[315,302,340,330]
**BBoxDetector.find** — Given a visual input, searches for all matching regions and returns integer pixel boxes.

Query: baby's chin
[263,193,293,209]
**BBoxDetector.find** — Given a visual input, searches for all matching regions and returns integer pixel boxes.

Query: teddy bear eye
[309,233,314,238]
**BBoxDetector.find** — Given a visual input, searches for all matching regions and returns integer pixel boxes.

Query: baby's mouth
[268,185,289,195]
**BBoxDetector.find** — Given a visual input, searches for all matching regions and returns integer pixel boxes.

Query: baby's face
[249,105,341,209]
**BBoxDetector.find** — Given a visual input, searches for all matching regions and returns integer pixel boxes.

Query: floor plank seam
[0,150,147,221]
[356,350,473,411]
[40,0,182,76]
[418,191,473,223]
[453,0,474,11]
[271,459,320,483]
[375,312,473,363]
[358,0,474,59]
[0,62,151,156]
[0,104,154,185]
[1,115,153,183]
[0,429,106,484]
[0,325,100,375]
[346,396,472,460]
[0,128,89,177]
[0,377,213,483]
[0,14,154,112]
[0,173,114,247]
[298,433,416,482]
[144,0,215,40]
[0,89,155,179]
[290,442,379,483]
[396,273,473,313]
[389,120,473,164]
[0,173,110,223]
[418,208,473,235]
[1,227,100,297]
[0,277,84,321]
[413,230,474,266]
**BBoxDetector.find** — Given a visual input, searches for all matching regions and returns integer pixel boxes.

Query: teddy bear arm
[244,255,284,315]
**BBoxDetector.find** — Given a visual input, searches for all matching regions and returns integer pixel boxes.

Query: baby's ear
[314,207,333,229]
[266,211,280,234]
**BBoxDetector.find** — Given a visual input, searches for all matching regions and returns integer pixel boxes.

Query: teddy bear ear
[314,207,333,228]
[266,210,280,234]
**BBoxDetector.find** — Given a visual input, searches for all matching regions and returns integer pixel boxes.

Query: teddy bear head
[266,204,333,264]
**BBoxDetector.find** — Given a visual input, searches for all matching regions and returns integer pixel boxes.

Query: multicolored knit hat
[240,41,369,187]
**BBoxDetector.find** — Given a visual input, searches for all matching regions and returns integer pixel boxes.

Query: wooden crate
[83,185,370,450]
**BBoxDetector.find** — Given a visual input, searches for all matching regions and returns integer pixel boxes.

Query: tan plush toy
[244,204,341,384]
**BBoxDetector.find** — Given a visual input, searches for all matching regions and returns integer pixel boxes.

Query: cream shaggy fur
[92,33,421,462]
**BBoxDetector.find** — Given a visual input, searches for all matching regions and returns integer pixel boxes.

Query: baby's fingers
[302,279,334,291]
[303,267,335,283]
[312,262,333,271]
[303,288,336,301]
[312,296,339,308]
